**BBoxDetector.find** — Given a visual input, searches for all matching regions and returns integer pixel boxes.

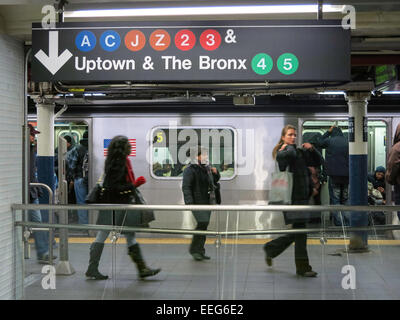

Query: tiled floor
[23,240,400,300]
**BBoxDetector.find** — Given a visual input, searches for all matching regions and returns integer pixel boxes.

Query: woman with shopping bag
[264,125,323,277]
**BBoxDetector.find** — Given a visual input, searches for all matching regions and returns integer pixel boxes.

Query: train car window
[151,127,236,180]
[54,122,88,150]
[302,120,387,173]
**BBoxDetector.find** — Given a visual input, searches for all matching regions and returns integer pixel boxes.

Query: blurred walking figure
[85,135,161,280]
[264,125,322,277]
[182,147,220,261]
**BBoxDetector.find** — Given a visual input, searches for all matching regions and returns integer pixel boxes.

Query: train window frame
[149,125,238,181]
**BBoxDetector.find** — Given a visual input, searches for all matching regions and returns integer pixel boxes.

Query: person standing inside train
[182,147,221,261]
[67,131,89,224]
[318,124,350,226]
[85,135,161,280]
[264,125,322,277]
[386,123,400,221]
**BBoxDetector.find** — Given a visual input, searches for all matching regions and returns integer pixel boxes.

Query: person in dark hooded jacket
[368,166,386,201]
[182,147,220,261]
[319,125,350,226]
[386,123,400,220]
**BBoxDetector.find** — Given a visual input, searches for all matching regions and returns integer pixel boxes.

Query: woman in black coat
[264,125,323,277]
[182,147,220,261]
[85,135,161,280]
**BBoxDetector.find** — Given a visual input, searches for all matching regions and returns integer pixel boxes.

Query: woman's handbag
[269,164,293,205]
[85,174,105,204]
[132,188,155,226]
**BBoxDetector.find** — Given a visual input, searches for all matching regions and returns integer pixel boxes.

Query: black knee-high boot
[128,243,161,279]
[85,242,109,280]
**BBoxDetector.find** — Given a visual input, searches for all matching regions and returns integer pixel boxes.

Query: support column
[35,102,55,262]
[346,92,370,252]
[36,103,55,205]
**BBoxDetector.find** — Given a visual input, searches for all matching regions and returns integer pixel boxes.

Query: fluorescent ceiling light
[382,91,400,95]
[83,93,106,96]
[318,91,345,95]
[64,5,345,18]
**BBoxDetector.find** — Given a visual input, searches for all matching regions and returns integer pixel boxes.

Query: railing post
[29,183,54,264]
[215,210,221,299]
[56,180,75,275]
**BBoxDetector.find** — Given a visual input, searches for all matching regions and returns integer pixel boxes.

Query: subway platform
[23,237,400,300]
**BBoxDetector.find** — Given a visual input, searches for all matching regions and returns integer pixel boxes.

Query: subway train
[28,98,400,239]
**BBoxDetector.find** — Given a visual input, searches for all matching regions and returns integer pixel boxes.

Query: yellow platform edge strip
[28,238,400,245]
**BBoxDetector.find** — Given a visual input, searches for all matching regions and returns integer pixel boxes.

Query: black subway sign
[32,20,351,82]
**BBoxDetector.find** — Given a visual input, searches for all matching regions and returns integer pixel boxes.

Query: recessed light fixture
[64,5,345,18]
[382,91,400,95]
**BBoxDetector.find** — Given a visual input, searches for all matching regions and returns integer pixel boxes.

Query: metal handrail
[14,221,400,236]
[27,183,54,264]
[11,203,400,212]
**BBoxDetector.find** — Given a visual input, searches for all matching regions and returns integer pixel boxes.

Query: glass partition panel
[110,209,218,300]
[22,208,114,300]
[16,206,400,300]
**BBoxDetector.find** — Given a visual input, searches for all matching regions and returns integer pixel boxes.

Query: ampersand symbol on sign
[143,56,154,70]
[225,29,237,44]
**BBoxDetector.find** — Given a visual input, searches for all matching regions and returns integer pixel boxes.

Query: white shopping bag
[269,166,293,205]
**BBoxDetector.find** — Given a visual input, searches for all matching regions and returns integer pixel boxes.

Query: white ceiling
[0,0,399,53]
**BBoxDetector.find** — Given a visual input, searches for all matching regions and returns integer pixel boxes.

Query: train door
[299,118,390,224]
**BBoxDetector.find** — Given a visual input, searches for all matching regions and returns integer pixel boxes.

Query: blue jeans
[394,184,400,221]
[74,177,88,224]
[94,230,137,247]
[29,198,49,258]
[329,178,350,226]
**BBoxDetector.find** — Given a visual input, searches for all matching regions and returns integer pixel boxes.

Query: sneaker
[296,270,318,277]
[191,253,204,261]
[264,247,273,267]
[38,254,57,264]
[265,255,273,267]
[201,254,211,260]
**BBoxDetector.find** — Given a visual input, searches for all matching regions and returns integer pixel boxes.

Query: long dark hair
[103,135,131,187]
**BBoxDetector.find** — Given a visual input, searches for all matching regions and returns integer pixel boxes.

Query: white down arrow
[35,31,73,75]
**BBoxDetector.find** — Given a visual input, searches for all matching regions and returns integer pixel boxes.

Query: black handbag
[133,188,155,226]
[85,174,105,204]
[85,184,105,204]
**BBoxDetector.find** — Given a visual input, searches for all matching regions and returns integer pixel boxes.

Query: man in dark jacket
[28,124,55,263]
[319,125,350,226]
[182,147,220,261]
[67,131,89,224]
